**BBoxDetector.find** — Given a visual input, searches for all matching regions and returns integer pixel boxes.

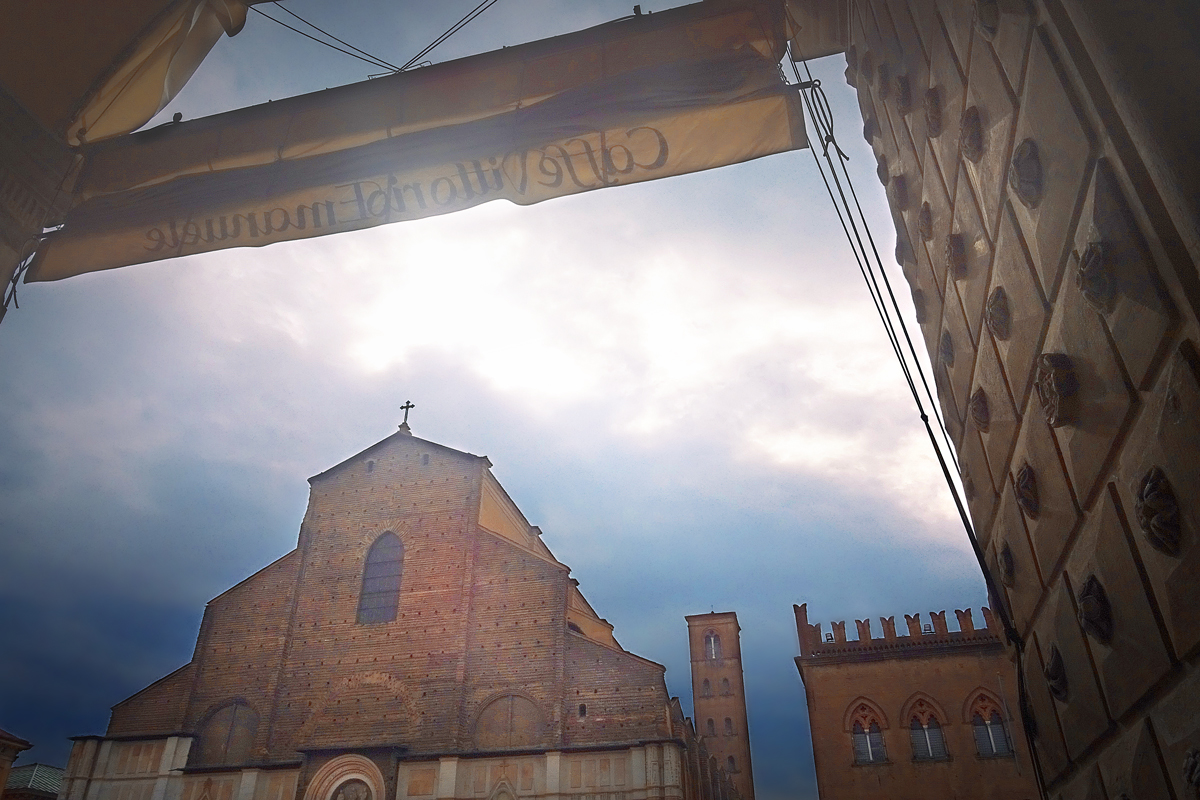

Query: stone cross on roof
[398,400,415,435]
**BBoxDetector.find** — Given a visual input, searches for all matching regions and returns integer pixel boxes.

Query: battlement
[792,603,1001,660]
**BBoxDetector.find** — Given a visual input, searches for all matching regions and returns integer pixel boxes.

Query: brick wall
[108,666,192,736]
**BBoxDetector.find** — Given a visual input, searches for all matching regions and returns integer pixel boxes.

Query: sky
[0,3,989,798]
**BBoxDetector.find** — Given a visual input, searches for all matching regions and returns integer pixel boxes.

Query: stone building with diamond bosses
[794,603,1038,799]
[58,427,751,800]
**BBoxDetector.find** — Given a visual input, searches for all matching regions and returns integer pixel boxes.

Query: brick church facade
[60,429,747,800]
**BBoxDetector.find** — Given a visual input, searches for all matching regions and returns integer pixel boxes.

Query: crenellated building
[59,428,750,800]
[793,602,1038,799]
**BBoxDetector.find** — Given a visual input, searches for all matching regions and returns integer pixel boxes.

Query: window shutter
[868,723,886,762]
[909,719,930,759]
[853,728,872,764]
[990,712,1011,756]
[927,720,947,758]
[973,714,993,755]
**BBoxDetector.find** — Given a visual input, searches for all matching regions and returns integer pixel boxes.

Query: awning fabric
[29,0,807,282]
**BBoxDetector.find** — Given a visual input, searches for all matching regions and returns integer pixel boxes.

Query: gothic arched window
[701,679,712,697]
[357,532,404,624]
[724,717,733,735]
[706,718,716,737]
[704,631,722,660]
[192,701,259,766]
[720,678,731,695]
[852,720,886,764]
[910,717,948,760]
[727,756,736,772]
[969,694,1012,757]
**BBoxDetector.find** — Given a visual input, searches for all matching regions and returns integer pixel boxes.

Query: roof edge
[308,431,490,484]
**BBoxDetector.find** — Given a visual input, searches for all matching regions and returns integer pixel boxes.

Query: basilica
[58,426,748,800]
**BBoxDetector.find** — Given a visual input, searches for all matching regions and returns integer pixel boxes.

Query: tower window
[578,704,587,717]
[706,718,716,737]
[357,532,403,624]
[421,454,430,465]
[726,756,736,773]
[720,678,731,695]
[704,631,722,660]
[701,679,712,697]
[724,717,733,735]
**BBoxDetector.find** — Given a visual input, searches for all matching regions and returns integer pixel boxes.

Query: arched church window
[192,701,259,766]
[720,678,731,695]
[726,756,736,772]
[701,679,712,697]
[724,717,733,735]
[704,631,722,660]
[852,720,886,764]
[357,532,403,624]
[706,718,716,737]
[969,694,1012,757]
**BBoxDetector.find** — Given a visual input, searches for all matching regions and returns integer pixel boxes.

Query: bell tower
[686,611,754,800]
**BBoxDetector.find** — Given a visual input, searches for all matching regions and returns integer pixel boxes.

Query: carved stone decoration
[998,541,1016,586]
[846,45,859,74]
[1044,644,1069,703]
[976,0,1000,39]
[1076,574,1114,645]
[918,202,934,241]
[1034,353,1080,427]
[863,116,879,142]
[890,174,910,211]
[334,780,372,800]
[895,74,912,115]
[946,233,968,279]
[1075,241,1116,313]
[925,88,943,138]
[1134,466,1182,556]
[960,106,984,162]
[877,61,891,99]
[860,50,875,87]
[1182,748,1200,796]
[912,288,927,323]
[877,154,890,185]
[1013,462,1040,519]
[939,330,956,368]
[1009,138,1044,209]
[985,286,1011,341]
[970,387,991,432]
[896,237,914,266]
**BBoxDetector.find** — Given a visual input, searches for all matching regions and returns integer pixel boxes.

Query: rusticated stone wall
[822,0,1200,795]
